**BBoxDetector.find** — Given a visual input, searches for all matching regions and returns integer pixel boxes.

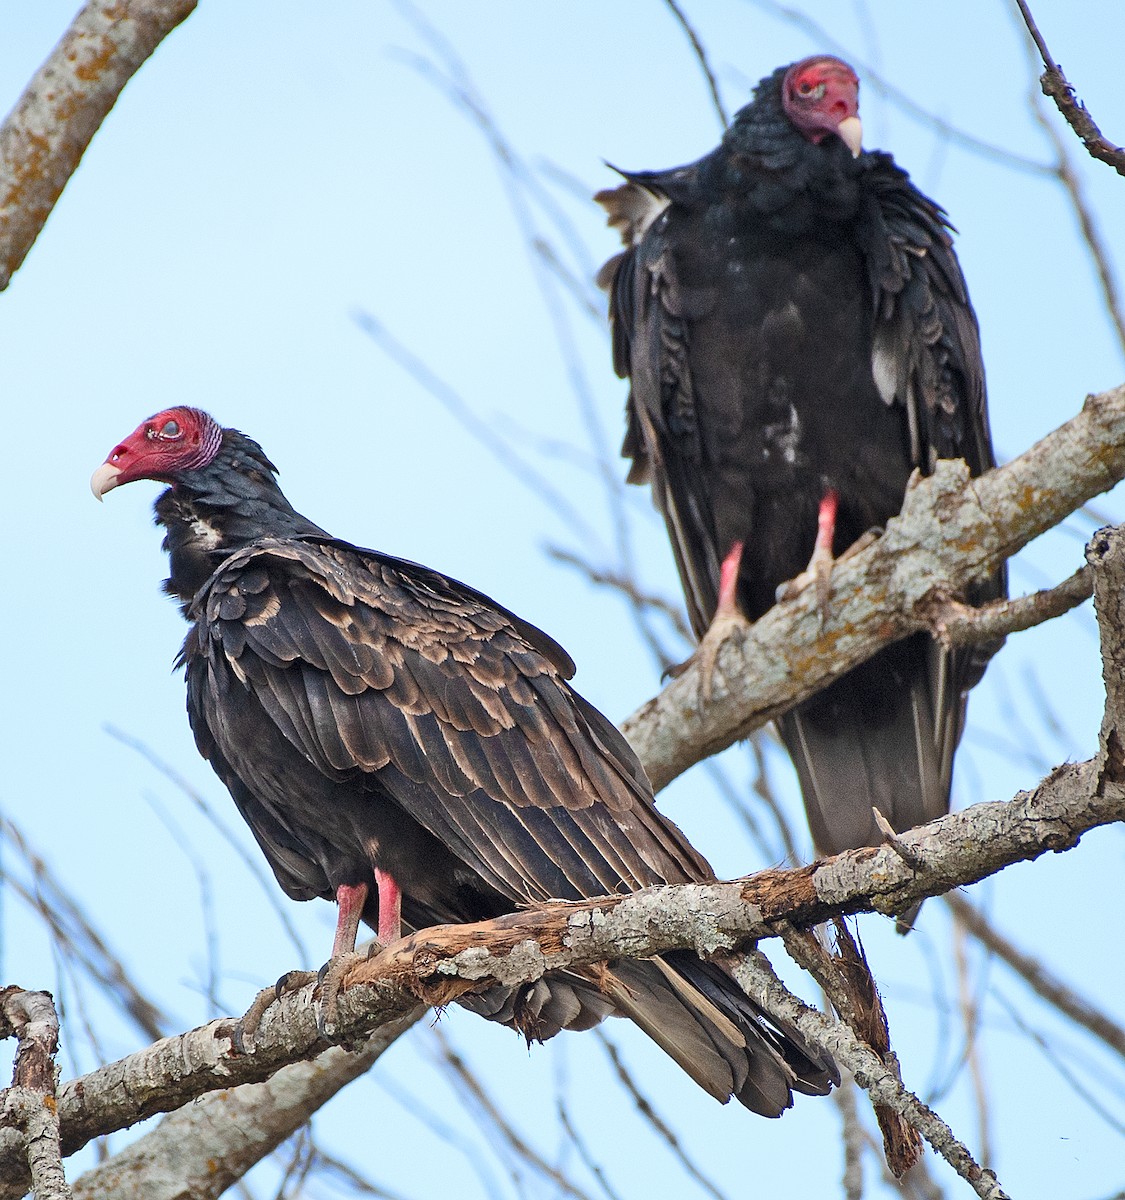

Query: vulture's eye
[159,420,182,439]
[798,81,826,100]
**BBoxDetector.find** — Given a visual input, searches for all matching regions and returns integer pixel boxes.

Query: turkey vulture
[599,56,1006,875]
[91,406,836,1116]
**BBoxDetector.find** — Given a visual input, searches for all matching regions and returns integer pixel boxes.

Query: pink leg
[375,868,402,945]
[332,881,368,957]
[716,540,744,613]
[777,488,839,621]
[692,541,750,703]
[814,489,838,559]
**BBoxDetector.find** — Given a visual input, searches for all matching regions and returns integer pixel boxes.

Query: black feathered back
[601,62,1006,866]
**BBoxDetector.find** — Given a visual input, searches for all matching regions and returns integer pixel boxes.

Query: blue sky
[2,3,1124,1197]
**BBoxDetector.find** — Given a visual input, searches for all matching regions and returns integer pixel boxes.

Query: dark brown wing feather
[190,539,714,902]
[181,535,836,1112]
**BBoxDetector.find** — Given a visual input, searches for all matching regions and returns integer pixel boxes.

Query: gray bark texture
[1,990,70,1200]
[69,1012,423,1200]
[0,0,197,290]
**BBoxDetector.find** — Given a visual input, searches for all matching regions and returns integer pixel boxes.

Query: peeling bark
[0,989,71,1200]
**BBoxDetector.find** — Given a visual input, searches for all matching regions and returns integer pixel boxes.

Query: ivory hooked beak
[837,115,863,158]
[91,462,122,501]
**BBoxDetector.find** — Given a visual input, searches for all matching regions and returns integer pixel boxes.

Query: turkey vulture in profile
[91,407,836,1116]
[599,56,1006,877]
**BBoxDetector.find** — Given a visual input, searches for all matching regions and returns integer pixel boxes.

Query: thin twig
[733,953,1010,1199]
[661,0,728,128]
[369,1068,510,1200]
[988,991,1125,1137]
[104,726,311,966]
[594,1032,732,1200]
[831,1074,866,1200]
[1,820,168,1042]
[353,310,604,551]
[304,1145,417,1200]
[923,565,1091,646]
[545,544,693,645]
[1029,100,1125,358]
[1013,0,1125,175]
[555,1102,625,1200]
[952,921,993,1171]
[426,1026,598,1200]
[945,892,1125,1063]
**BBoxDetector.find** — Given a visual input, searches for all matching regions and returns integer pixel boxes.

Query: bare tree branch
[545,544,693,645]
[779,924,921,1177]
[924,565,1091,647]
[951,921,993,1172]
[0,0,197,291]
[594,1032,732,1200]
[69,1012,423,1200]
[427,1025,600,1200]
[0,988,72,1200]
[1021,56,1125,357]
[732,953,1009,1200]
[1014,0,1125,176]
[1,819,168,1042]
[660,0,728,128]
[832,1075,866,1200]
[623,384,1125,792]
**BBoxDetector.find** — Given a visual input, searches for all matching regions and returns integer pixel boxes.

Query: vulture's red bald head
[91,407,224,499]
[781,56,862,157]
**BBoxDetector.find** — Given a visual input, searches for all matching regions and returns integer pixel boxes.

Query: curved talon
[274,969,305,999]
[314,951,367,1038]
[232,969,318,1053]
[695,606,751,703]
[692,541,751,703]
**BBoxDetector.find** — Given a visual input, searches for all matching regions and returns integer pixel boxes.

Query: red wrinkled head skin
[781,56,860,145]
[92,406,224,497]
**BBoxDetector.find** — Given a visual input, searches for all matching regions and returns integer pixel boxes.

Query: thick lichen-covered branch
[623,384,1125,791]
[0,0,197,290]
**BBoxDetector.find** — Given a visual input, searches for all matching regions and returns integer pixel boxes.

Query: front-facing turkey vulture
[92,406,836,1116]
[599,56,1006,884]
